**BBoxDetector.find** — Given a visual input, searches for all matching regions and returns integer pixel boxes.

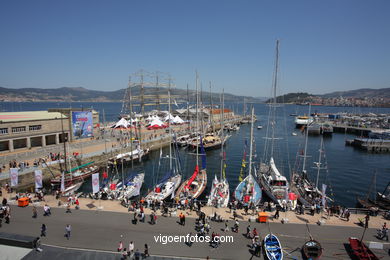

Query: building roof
[0,111,67,123]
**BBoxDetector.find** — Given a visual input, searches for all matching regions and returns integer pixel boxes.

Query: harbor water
[1,102,389,207]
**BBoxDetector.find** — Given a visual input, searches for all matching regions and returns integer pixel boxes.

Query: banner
[321,184,327,208]
[34,169,43,189]
[10,168,18,187]
[60,171,65,192]
[92,173,99,194]
[72,111,93,139]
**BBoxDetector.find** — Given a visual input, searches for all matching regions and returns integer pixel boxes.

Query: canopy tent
[164,114,175,122]
[147,118,167,129]
[112,118,130,128]
[173,115,184,124]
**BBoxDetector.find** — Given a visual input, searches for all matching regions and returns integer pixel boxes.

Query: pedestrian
[133,212,138,225]
[32,206,37,218]
[246,224,252,238]
[118,241,123,252]
[274,208,280,219]
[345,209,350,222]
[65,224,71,240]
[182,214,186,226]
[66,204,72,213]
[121,248,127,259]
[224,220,229,232]
[144,243,150,257]
[40,224,46,237]
[140,212,145,223]
[134,249,141,260]
[365,213,370,228]
[129,241,134,255]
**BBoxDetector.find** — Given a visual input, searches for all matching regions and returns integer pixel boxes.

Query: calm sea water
[1,101,389,207]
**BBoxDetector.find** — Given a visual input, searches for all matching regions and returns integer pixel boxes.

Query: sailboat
[145,80,182,202]
[258,40,289,207]
[207,90,230,208]
[290,105,324,207]
[234,107,262,206]
[175,71,208,202]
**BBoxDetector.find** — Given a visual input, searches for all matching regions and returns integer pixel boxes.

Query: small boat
[51,162,99,186]
[263,234,283,260]
[302,239,323,260]
[120,172,145,200]
[295,116,313,128]
[292,132,297,136]
[348,237,379,260]
[257,125,263,129]
[63,181,84,196]
[108,147,150,166]
[145,174,182,201]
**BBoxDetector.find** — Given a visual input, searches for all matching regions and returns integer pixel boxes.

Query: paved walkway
[1,205,389,260]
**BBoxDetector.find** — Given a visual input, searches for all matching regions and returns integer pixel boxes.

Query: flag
[200,136,206,170]
[10,168,18,187]
[321,184,327,208]
[34,169,43,189]
[222,162,227,179]
[92,173,99,194]
[60,171,65,192]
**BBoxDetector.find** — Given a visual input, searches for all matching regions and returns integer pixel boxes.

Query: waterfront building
[0,109,99,153]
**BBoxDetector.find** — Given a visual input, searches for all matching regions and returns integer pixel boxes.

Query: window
[12,126,26,133]
[0,128,8,135]
[29,125,42,131]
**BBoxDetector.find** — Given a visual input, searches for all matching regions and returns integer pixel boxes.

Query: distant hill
[320,88,390,98]
[0,86,262,103]
[265,92,313,103]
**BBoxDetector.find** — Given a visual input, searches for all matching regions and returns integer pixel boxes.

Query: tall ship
[258,40,289,207]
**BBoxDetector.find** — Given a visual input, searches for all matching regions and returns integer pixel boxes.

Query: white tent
[164,114,175,122]
[113,118,130,128]
[149,118,165,126]
[173,115,184,124]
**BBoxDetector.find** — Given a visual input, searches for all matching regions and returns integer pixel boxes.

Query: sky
[0,0,389,97]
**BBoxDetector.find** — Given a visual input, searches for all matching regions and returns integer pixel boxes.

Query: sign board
[72,111,93,139]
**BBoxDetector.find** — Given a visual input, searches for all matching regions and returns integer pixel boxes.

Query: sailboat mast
[220,90,225,180]
[129,76,134,169]
[302,104,311,173]
[209,82,214,133]
[248,107,254,176]
[270,40,280,157]
[315,135,323,188]
[168,77,173,171]
[195,71,199,167]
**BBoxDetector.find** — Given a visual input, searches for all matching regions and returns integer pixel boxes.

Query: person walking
[144,243,150,257]
[365,213,370,228]
[274,208,280,219]
[65,224,71,240]
[182,214,186,226]
[224,220,229,232]
[128,241,134,255]
[246,224,251,238]
[117,241,123,252]
[32,206,37,218]
[40,224,46,237]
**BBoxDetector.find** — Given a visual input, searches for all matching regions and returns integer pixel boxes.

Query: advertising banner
[92,173,99,194]
[72,111,93,139]
[35,169,43,189]
[10,168,18,187]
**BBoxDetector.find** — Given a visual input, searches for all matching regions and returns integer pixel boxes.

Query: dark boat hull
[348,237,379,260]
[302,239,323,260]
